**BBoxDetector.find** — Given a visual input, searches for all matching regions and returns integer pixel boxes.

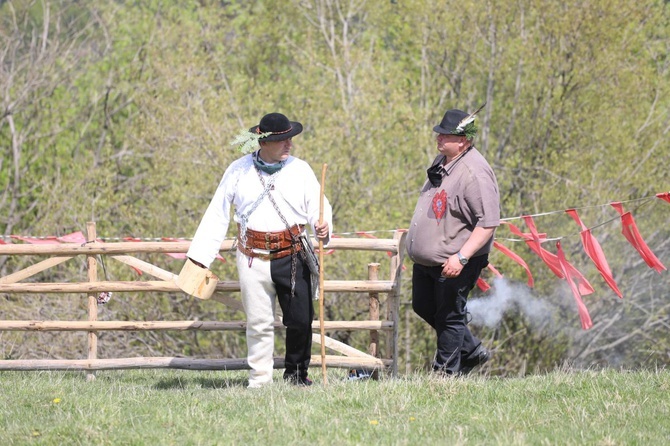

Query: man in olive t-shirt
[406,106,500,376]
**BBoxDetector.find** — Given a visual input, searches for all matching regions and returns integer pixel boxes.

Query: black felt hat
[433,103,485,139]
[249,113,303,141]
[433,109,469,135]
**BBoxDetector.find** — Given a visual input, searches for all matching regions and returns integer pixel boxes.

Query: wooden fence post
[387,230,407,377]
[86,222,98,381]
[368,263,380,379]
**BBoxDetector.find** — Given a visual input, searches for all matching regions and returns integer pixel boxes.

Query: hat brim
[433,124,465,135]
[249,122,303,141]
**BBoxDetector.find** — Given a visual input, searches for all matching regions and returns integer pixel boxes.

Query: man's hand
[441,255,464,278]
[314,221,329,241]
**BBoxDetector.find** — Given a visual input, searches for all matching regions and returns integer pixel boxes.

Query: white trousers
[236,251,277,388]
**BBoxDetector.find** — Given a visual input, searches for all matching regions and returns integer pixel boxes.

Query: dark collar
[425,146,473,187]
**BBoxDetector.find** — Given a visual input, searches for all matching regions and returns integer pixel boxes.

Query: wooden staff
[318,164,328,385]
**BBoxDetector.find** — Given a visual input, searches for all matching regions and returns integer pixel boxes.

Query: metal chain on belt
[255,168,304,298]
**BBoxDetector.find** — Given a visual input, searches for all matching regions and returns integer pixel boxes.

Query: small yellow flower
[32,431,41,437]
[369,420,379,425]
[52,398,61,404]
[409,417,416,421]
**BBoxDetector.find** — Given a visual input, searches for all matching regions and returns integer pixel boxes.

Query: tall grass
[1,368,668,445]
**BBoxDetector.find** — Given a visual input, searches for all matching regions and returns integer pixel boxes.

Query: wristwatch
[457,252,469,265]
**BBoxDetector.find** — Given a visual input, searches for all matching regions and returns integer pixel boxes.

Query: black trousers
[270,254,315,378]
[412,254,488,374]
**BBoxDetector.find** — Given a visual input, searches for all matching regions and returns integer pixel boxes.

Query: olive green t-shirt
[406,147,500,267]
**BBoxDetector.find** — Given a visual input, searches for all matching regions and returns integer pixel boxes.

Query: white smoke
[467,277,553,328]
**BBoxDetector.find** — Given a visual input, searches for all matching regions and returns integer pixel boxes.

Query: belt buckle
[265,233,271,250]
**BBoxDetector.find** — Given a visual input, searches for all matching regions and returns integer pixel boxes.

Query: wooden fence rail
[0,222,407,380]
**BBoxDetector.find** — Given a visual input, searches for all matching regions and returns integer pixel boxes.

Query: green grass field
[1,368,668,445]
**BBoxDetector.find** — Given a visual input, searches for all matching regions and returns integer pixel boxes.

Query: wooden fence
[0,222,407,380]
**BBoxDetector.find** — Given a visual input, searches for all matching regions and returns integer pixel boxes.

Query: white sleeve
[186,169,235,268]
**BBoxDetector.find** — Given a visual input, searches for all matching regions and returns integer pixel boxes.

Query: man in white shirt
[187,113,332,387]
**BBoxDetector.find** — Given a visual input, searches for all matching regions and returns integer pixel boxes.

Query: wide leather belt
[237,224,304,261]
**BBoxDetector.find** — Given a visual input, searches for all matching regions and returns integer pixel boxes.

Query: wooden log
[312,333,380,360]
[322,238,398,253]
[0,320,394,331]
[0,256,73,284]
[0,237,398,256]
[322,280,394,293]
[175,258,218,300]
[0,279,394,294]
[0,280,186,293]
[0,355,390,371]
[111,255,176,281]
[0,241,196,255]
[0,357,248,371]
[311,355,389,369]
[313,320,393,330]
[107,258,244,311]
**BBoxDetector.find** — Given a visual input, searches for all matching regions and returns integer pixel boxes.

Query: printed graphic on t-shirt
[432,189,447,225]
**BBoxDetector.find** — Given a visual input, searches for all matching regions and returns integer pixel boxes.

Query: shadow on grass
[153,376,248,390]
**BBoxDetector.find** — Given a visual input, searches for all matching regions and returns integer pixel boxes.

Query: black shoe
[284,373,313,386]
[459,345,491,375]
[348,369,372,381]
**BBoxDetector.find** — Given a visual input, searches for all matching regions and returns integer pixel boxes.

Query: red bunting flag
[656,192,670,204]
[522,216,594,295]
[493,240,534,287]
[10,235,59,244]
[504,221,560,275]
[610,202,666,273]
[57,231,87,244]
[475,263,502,292]
[503,219,594,295]
[565,209,623,298]
[161,237,192,261]
[476,278,491,292]
[556,241,594,330]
